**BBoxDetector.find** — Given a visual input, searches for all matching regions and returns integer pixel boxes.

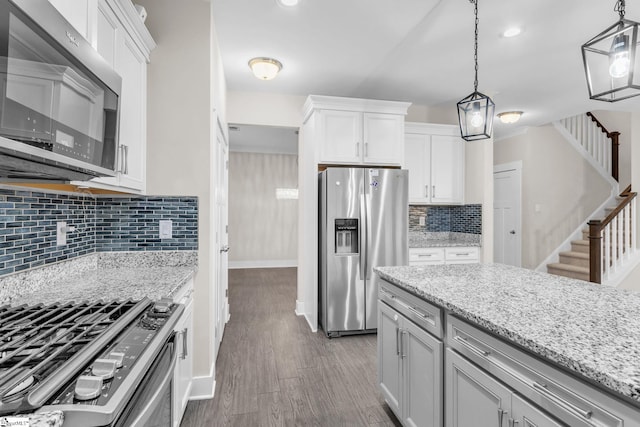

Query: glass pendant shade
[582,18,640,101]
[248,57,283,80]
[457,91,495,141]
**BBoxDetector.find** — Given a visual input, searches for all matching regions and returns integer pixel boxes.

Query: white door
[494,163,522,267]
[215,121,229,357]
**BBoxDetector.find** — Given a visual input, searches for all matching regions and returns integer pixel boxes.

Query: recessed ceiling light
[277,0,299,6]
[502,27,522,38]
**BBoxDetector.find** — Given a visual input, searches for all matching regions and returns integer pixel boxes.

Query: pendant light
[457,0,495,141]
[582,0,640,102]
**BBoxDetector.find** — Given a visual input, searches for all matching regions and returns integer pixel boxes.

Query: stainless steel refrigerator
[319,167,408,337]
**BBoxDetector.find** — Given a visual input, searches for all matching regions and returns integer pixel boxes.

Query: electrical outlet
[57,221,67,246]
[419,215,426,226]
[159,220,173,239]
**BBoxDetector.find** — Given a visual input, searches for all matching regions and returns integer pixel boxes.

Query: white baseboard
[295,299,304,316]
[228,259,297,269]
[189,363,216,400]
[303,312,317,333]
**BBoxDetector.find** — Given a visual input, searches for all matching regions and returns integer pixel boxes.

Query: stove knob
[153,299,172,313]
[74,375,103,401]
[91,358,118,379]
[108,351,125,368]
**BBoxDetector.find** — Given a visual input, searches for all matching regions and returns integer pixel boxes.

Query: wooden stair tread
[573,239,589,246]
[547,263,589,273]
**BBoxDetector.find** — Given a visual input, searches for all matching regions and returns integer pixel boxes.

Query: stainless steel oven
[0,0,121,181]
[0,298,184,427]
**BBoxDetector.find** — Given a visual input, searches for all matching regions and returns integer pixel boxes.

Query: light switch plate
[419,215,426,226]
[159,220,173,239]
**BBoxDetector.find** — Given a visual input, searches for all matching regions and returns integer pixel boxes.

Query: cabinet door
[446,348,512,427]
[363,113,403,165]
[95,0,119,67]
[404,133,430,204]
[113,33,146,191]
[511,394,564,427]
[378,302,402,419]
[402,318,443,427]
[318,110,362,164]
[173,299,194,427]
[430,135,464,204]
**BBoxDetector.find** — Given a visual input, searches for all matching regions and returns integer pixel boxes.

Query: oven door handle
[127,342,178,427]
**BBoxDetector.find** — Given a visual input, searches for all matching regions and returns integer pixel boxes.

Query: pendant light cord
[615,0,626,19]
[471,0,479,92]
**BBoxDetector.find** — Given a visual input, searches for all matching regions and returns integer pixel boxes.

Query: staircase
[546,113,637,285]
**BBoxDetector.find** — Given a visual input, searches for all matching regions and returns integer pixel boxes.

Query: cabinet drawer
[379,281,443,339]
[409,248,445,265]
[444,247,479,264]
[446,315,640,427]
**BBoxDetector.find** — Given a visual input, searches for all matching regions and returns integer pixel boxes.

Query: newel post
[588,219,602,284]
[610,131,620,182]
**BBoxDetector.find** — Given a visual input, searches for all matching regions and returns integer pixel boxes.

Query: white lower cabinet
[409,246,479,266]
[446,349,562,427]
[172,279,194,427]
[378,298,443,427]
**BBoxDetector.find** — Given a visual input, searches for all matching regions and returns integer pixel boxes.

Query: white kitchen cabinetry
[404,123,464,204]
[48,0,96,41]
[409,247,479,266]
[304,95,410,166]
[378,285,443,427]
[172,278,194,427]
[70,0,155,193]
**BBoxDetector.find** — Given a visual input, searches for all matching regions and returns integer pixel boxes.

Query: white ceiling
[213,0,640,144]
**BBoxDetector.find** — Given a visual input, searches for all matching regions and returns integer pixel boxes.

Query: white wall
[138,0,225,391]
[228,152,298,268]
[494,124,611,269]
[227,91,305,127]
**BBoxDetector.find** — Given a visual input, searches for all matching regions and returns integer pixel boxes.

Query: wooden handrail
[586,112,620,181]
[588,185,636,283]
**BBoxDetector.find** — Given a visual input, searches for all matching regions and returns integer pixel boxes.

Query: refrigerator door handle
[359,191,367,280]
[365,191,373,280]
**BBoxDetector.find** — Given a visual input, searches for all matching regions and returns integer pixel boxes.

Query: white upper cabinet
[48,0,96,41]
[66,0,155,193]
[404,123,464,205]
[304,95,410,167]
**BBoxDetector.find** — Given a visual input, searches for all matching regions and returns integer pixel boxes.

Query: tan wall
[494,124,611,269]
[228,91,305,127]
[228,152,298,266]
[138,0,223,378]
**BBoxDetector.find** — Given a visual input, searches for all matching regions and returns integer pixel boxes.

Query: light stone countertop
[0,251,197,307]
[374,263,640,404]
[409,231,481,248]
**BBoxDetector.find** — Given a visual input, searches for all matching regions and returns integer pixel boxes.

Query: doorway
[494,162,522,267]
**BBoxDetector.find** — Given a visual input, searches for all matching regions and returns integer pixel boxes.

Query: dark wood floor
[180,267,401,427]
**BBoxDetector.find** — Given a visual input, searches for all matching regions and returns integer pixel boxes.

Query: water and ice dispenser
[334,219,359,254]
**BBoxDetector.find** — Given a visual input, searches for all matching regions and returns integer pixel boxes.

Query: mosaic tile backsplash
[0,188,198,276]
[409,204,482,234]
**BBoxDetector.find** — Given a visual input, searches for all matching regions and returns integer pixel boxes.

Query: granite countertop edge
[374,264,640,404]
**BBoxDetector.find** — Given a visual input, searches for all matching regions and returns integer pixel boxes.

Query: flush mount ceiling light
[582,0,640,102]
[277,0,299,6]
[248,57,283,80]
[457,0,495,141]
[502,27,522,38]
[497,111,523,124]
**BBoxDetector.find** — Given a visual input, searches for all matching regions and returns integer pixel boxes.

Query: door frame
[493,161,522,267]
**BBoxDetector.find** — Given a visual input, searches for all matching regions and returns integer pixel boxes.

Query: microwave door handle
[127,343,178,427]
[123,144,129,175]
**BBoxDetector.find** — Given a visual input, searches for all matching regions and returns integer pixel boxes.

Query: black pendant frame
[457,90,495,141]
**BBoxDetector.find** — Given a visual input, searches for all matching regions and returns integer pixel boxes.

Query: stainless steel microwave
[0,0,121,181]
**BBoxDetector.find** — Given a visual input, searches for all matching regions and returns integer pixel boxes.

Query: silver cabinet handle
[418,254,433,257]
[118,145,125,173]
[122,144,129,175]
[432,185,435,198]
[380,289,396,300]
[453,335,491,357]
[355,142,359,157]
[425,185,429,198]
[508,419,518,427]
[181,327,188,359]
[407,305,433,320]
[364,142,368,157]
[401,330,407,359]
[497,408,507,427]
[395,327,400,356]
[220,245,230,253]
[532,381,593,420]
[455,253,470,256]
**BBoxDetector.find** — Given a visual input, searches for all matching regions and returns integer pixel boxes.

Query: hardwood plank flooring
[180,267,401,427]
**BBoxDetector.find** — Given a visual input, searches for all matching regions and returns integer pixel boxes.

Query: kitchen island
[375,263,640,427]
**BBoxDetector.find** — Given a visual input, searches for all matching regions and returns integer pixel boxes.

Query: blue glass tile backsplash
[409,204,482,234]
[0,188,198,276]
